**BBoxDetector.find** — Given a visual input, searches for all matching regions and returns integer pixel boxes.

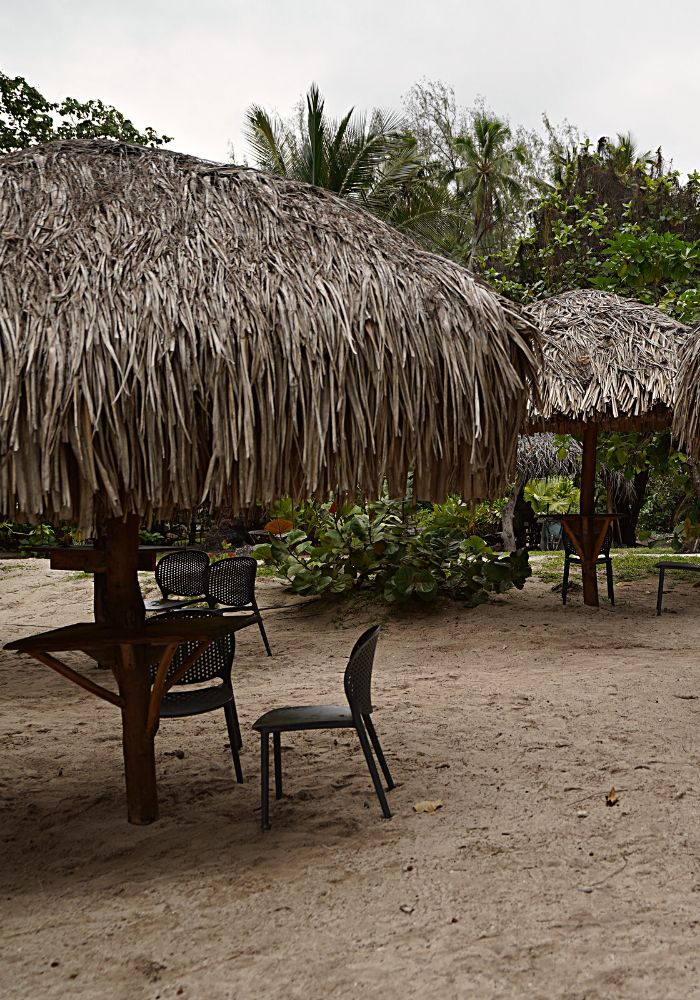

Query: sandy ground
[1,558,700,1000]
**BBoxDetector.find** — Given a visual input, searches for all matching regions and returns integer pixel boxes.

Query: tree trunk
[618,470,650,547]
[580,426,599,607]
[688,458,700,506]
[500,474,526,551]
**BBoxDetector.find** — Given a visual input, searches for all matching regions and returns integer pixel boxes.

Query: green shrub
[252,498,530,605]
[524,477,580,515]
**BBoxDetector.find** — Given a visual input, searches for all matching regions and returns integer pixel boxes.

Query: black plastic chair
[205,556,272,656]
[561,528,615,605]
[151,549,209,609]
[148,609,244,783]
[252,626,394,830]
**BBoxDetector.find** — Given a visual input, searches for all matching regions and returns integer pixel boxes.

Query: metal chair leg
[260,732,270,830]
[562,556,570,604]
[223,690,243,750]
[606,558,615,606]
[252,599,272,656]
[223,703,244,784]
[363,715,395,790]
[355,718,391,819]
[273,732,283,799]
[656,568,665,615]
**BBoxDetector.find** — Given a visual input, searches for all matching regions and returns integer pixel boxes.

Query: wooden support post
[114,644,158,825]
[94,514,145,629]
[580,426,599,607]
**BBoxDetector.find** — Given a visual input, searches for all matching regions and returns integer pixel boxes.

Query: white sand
[1,559,699,999]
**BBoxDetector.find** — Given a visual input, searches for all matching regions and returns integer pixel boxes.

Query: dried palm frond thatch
[673,328,700,458]
[0,140,539,531]
[525,290,689,433]
[516,433,581,481]
[516,433,635,502]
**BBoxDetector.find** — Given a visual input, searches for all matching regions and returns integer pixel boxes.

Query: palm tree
[597,132,654,179]
[244,83,406,205]
[447,114,531,261]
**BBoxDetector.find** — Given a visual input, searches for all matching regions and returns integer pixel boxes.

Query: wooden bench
[656,561,700,614]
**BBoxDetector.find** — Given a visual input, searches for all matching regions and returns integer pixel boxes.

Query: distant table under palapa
[4,616,257,824]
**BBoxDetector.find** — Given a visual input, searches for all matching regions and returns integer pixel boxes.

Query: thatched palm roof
[515,433,634,501]
[673,329,700,458]
[525,290,689,433]
[516,433,581,480]
[0,140,539,530]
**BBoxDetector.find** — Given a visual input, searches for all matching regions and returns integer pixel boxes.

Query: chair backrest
[155,549,210,600]
[148,609,235,686]
[206,556,257,609]
[562,526,612,557]
[344,626,381,716]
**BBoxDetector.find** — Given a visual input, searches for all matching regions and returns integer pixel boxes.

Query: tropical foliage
[244,83,409,207]
[0,70,172,152]
[252,498,530,604]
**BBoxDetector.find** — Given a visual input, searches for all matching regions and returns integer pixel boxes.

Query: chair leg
[252,599,272,656]
[363,715,395,790]
[260,732,270,830]
[606,558,615,606]
[273,732,283,799]
[656,568,665,615]
[355,717,392,819]
[223,703,244,784]
[224,690,243,750]
[562,556,570,605]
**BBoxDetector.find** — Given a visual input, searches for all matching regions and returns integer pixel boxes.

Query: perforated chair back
[344,626,380,716]
[206,556,257,608]
[155,550,210,600]
[148,609,235,686]
[562,527,612,558]
[561,530,575,556]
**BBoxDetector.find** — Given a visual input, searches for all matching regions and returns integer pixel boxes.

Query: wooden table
[25,544,185,573]
[4,616,257,825]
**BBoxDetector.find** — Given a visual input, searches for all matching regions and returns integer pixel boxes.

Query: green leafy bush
[252,498,530,605]
[523,477,579,515]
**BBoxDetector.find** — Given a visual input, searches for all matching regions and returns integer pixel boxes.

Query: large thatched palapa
[524,289,689,605]
[1,141,543,827]
[673,329,700,459]
[0,140,538,534]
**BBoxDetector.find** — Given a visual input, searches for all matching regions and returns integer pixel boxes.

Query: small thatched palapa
[516,433,581,481]
[0,140,539,531]
[673,329,700,459]
[524,289,688,606]
[525,290,689,434]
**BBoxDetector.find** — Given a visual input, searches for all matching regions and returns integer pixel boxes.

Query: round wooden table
[4,615,257,824]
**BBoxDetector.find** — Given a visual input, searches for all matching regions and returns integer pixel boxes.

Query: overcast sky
[3,0,699,175]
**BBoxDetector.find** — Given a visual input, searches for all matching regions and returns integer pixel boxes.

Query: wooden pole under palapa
[578,426,599,606]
